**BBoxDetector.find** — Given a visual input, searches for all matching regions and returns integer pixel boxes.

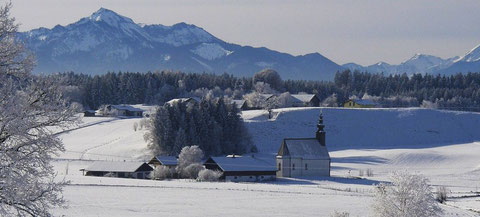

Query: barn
[204,155,276,182]
[148,156,178,169]
[83,161,153,179]
[276,112,331,177]
[106,105,144,117]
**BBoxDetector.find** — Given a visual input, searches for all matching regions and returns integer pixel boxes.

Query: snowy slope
[438,43,480,75]
[58,117,150,161]
[191,43,233,60]
[52,108,480,216]
[244,107,480,153]
[457,44,480,62]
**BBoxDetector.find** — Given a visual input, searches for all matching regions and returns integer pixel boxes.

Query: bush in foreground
[371,171,442,217]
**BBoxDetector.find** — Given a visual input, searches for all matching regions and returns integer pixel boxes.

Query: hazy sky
[7,0,480,65]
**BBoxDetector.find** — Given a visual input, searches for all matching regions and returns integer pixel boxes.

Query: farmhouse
[148,156,178,169]
[291,94,320,107]
[276,112,331,177]
[83,161,153,179]
[231,99,248,110]
[204,155,276,182]
[344,99,378,108]
[106,104,144,117]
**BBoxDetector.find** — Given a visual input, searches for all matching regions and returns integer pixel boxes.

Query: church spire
[316,110,326,146]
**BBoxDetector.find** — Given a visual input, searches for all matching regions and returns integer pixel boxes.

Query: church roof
[277,138,330,160]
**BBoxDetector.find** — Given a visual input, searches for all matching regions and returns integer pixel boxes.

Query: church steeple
[316,110,326,146]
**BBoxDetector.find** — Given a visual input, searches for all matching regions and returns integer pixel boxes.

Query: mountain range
[342,45,480,76]
[19,8,480,80]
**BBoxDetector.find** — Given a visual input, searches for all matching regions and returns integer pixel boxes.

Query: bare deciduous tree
[0,3,76,216]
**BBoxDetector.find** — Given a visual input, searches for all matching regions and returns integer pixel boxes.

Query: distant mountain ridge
[19,8,342,80]
[343,46,480,76]
[19,8,480,80]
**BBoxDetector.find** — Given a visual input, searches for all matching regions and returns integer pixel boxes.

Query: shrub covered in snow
[176,146,204,178]
[151,166,175,180]
[371,171,442,217]
[197,169,223,182]
[183,163,204,179]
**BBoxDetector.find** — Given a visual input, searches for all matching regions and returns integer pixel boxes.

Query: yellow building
[344,99,378,108]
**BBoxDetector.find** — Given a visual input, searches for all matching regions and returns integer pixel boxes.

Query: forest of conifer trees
[57,70,480,112]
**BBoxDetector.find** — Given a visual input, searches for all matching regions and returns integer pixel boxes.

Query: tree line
[57,69,480,112]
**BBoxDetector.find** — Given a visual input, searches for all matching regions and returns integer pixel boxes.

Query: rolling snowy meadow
[51,107,480,216]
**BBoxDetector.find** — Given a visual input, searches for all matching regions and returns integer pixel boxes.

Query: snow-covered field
[53,107,480,216]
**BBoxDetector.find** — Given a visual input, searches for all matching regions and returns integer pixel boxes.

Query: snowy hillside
[437,43,480,75]
[244,107,480,153]
[52,108,480,216]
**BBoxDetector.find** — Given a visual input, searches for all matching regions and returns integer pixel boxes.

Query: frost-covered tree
[276,92,293,108]
[197,169,222,182]
[253,82,275,94]
[147,98,254,156]
[176,146,204,178]
[182,163,204,179]
[151,166,174,180]
[0,3,77,216]
[371,171,442,217]
[252,69,283,91]
[321,93,338,107]
[243,92,266,109]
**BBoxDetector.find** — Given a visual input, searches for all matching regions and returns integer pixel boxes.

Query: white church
[276,112,331,177]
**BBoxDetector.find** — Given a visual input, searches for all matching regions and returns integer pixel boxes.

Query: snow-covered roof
[261,94,275,100]
[153,156,178,166]
[279,138,330,160]
[110,105,144,112]
[165,97,200,105]
[231,100,246,109]
[351,99,377,106]
[291,94,317,103]
[85,161,152,173]
[207,156,276,172]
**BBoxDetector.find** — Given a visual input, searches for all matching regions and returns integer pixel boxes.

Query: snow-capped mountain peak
[457,43,480,62]
[89,8,134,27]
[402,54,446,67]
[376,61,390,66]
